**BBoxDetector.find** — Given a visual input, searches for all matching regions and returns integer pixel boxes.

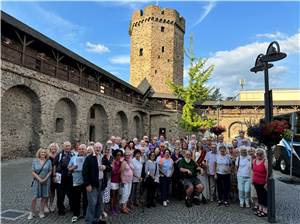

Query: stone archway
[228,121,246,139]
[133,115,143,139]
[116,111,128,139]
[54,98,77,144]
[1,85,41,159]
[88,104,108,143]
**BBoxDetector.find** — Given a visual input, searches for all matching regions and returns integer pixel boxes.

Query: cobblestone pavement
[1,158,300,224]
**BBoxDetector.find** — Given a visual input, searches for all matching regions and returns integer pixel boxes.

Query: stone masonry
[129,5,185,94]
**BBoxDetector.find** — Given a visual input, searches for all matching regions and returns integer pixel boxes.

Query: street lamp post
[215,99,221,126]
[250,41,287,223]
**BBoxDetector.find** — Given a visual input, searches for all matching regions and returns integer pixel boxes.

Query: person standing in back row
[53,141,74,216]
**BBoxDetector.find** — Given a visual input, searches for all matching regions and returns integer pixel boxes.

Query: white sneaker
[240,203,244,208]
[72,216,78,223]
[27,212,34,220]
[44,206,50,213]
[39,212,45,218]
[50,204,56,212]
[102,211,108,218]
[163,201,167,207]
[245,203,250,208]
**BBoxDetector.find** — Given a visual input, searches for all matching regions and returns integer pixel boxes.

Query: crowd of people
[28,130,269,223]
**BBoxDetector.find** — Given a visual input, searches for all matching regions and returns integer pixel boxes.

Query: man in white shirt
[205,143,218,201]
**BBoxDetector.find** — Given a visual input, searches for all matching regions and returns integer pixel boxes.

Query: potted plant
[247,120,290,147]
[210,125,226,137]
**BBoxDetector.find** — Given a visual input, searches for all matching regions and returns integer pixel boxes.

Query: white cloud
[193,1,216,27]
[256,31,288,40]
[32,3,84,44]
[86,42,110,54]
[206,32,300,97]
[110,55,130,64]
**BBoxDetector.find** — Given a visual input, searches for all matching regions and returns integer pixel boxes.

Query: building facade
[129,5,185,94]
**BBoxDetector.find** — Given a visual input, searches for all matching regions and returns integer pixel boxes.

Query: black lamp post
[250,41,286,223]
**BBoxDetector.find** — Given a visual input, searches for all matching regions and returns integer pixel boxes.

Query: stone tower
[129,5,185,94]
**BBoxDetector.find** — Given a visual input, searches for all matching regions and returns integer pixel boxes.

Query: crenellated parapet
[129,5,185,35]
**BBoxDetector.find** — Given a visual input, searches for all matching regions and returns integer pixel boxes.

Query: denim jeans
[237,176,251,204]
[85,180,103,224]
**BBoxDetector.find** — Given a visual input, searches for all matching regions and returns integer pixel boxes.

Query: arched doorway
[228,121,245,139]
[88,104,108,143]
[133,115,143,139]
[1,85,41,159]
[116,111,128,139]
[54,98,77,144]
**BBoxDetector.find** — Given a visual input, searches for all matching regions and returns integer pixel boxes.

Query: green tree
[168,36,216,132]
[207,87,223,101]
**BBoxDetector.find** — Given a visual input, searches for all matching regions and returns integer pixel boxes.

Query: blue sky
[2,1,300,97]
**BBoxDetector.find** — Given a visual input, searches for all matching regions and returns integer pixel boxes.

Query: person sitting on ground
[178,150,204,207]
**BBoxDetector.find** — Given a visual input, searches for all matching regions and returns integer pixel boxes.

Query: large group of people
[28,130,269,223]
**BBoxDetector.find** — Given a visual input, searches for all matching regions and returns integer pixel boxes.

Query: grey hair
[63,141,71,147]
[256,148,266,156]
[48,142,59,151]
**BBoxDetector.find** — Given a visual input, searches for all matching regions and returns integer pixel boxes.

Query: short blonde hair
[36,148,49,159]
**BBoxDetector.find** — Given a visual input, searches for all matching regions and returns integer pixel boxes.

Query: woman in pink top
[110,149,123,216]
[120,150,134,214]
[252,148,268,217]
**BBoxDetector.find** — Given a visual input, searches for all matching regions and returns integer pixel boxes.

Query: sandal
[258,212,267,217]
[254,210,262,216]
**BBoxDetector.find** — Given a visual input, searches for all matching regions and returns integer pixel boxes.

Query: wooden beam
[51,50,64,76]
[76,63,85,86]
[15,31,34,65]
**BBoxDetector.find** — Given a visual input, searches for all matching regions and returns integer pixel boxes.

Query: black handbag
[31,159,49,187]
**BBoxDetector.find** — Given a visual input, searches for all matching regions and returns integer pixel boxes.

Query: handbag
[31,159,49,187]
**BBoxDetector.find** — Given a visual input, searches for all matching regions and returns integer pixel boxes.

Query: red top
[111,160,122,183]
[252,159,267,185]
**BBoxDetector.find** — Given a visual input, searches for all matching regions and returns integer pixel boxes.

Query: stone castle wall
[1,60,183,159]
[129,5,185,94]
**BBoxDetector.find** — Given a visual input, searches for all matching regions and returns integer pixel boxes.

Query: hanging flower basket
[210,125,226,136]
[247,120,290,147]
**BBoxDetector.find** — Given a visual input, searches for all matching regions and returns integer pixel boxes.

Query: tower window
[139,48,143,56]
[161,10,164,15]
[155,70,157,74]
[162,46,164,53]
[161,26,165,32]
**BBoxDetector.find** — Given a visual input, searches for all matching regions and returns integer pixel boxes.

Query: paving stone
[1,158,300,224]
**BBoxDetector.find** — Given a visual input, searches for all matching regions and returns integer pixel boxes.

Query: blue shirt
[68,155,86,186]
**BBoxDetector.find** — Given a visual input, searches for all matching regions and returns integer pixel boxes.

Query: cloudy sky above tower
[2,1,299,97]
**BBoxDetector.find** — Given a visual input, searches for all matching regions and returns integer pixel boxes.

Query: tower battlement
[130,5,185,34]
